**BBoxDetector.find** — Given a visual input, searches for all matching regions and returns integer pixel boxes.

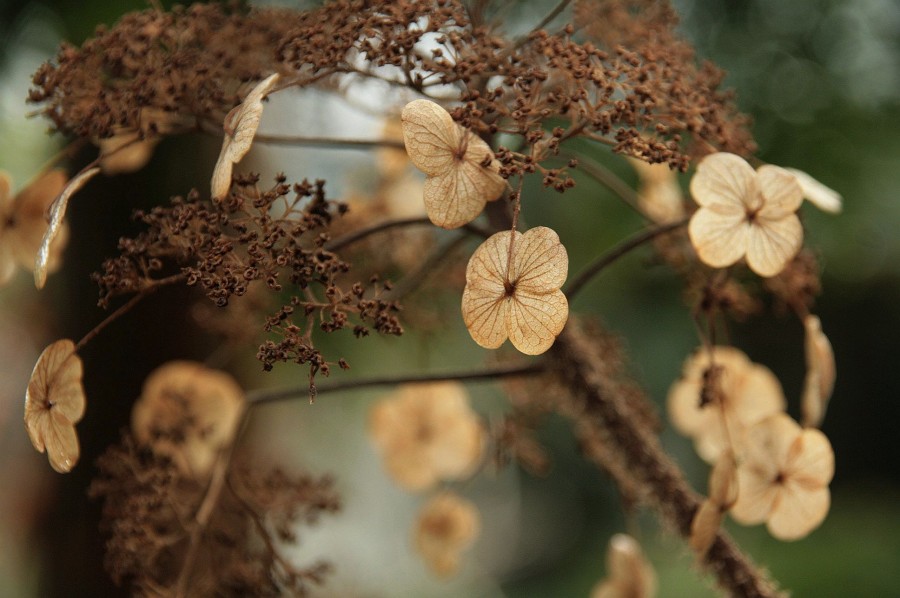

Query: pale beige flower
[689,451,738,556]
[628,157,685,224]
[801,314,836,428]
[400,99,506,229]
[689,152,804,277]
[131,361,245,478]
[211,73,280,201]
[369,382,484,492]
[731,413,834,541]
[668,346,786,463]
[0,170,69,287]
[785,168,842,214]
[461,226,568,355]
[24,339,86,473]
[591,534,657,598]
[414,492,480,578]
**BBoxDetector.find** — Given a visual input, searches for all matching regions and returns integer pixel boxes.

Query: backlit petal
[745,214,802,277]
[690,152,757,211]
[688,207,749,268]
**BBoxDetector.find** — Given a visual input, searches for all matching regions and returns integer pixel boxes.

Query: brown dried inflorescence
[92,176,402,378]
[90,435,340,596]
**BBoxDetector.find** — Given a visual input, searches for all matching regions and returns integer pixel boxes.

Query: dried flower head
[668,346,786,463]
[401,99,506,229]
[785,168,842,214]
[591,534,657,598]
[413,492,480,578]
[461,226,569,355]
[801,315,836,429]
[24,339,86,473]
[0,170,69,287]
[368,382,484,492]
[131,361,245,478]
[211,73,280,201]
[689,152,804,277]
[731,413,834,541]
[628,157,685,224]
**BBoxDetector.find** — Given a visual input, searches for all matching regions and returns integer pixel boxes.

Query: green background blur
[0,0,898,596]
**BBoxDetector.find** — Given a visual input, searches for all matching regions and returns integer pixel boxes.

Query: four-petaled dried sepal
[24,339,86,473]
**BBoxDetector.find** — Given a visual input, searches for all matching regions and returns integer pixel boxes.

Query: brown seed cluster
[92,176,403,376]
[90,434,340,596]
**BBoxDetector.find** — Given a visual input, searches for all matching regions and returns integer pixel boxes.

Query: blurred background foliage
[0,0,898,596]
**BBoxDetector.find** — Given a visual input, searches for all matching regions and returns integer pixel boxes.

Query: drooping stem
[324,217,490,252]
[561,149,643,214]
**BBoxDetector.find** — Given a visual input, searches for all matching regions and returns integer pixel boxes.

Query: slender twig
[324,217,491,252]
[560,149,643,214]
[509,0,572,51]
[246,362,545,406]
[251,133,405,150]
[563,219,687,299]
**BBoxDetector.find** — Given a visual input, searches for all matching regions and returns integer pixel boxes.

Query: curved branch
[324,217,491,252]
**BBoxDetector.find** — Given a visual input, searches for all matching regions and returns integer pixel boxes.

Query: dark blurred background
[0,0,897,596]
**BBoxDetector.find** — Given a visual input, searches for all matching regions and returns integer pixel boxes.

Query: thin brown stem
[561,149,643,214]
[324,217,491,252]
[246,361,544,406]
[251,133,406,150]
[564,218,687,299]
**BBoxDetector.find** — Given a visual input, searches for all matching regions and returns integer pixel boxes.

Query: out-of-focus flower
[461,226,568,355]
[0,170,68,287]
[131,361,245,478]
[413,492,480,578]
[628,157,685,224]
[368,382,484,492]
[401,99,506,229]
[591,534,657,598]
[376,115,410,181]
[98,130,160,175]
[688,152,803,277]
[801,314,836,428]
[731,413,834,541]
[24,339,85,473]
[689,450,738,556]
[668,346,786,463]
[211,73,280,201]
[785,168,842,214]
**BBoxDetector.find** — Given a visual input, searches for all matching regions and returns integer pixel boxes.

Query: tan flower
[211,73,280,201]
[461,226,569,355]
[24,339,86,473]
[628,157,685,224]
[131,361,245,478]
[414,492,480,578]
[785,168,842,214]
[688,152,804,277]
[400,99,506,229]
[368,382,484,492]
[591,534,657,598]
[731,413,834,540]
[801,315,836,428]
[0,170,68,287]
[689,450,738,556]
[668,346,786,463]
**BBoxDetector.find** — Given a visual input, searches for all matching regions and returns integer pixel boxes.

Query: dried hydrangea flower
[690,450,738,556]
[368,382,484,492]
[211,73,280,201]
[0,170,68,287]
[131,361,245,478]
[413,492,480,578]
[731,413,834,541]
[461,226,569,355]
[668,346,786,463]
[591,534,657,598]
[628,157,685,224]
[801,315,836,429]
[35,166,101,289]
[24,339,86,473]
[400,99,506,229]
[688,152,804,277]
[785,168,843,214]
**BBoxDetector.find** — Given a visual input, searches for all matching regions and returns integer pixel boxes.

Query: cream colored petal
[461,131,506,202]
[512,226,569,291]
[710,450,739,508]
[0,243,17,285]
[43,409,80,473]
[35,166,101,289]
[688,207,749,268]
[745,214,803,277]
[0,171,11,213]
[211,145,234,201]
[757,165,804,218]
[401,99,459,177]
[730,465,779,525]
[605,534,656,598]
[415,493,480,577]
[689,152,758,211]
[785,168,842,214]
[731,362,786,429]
[461,287,509,349]
[690,499,723,556]
[745,414,801,471]
[667,379,713,436]
[99,133,159,175]
[423,166,489,229]
[26,339,85,424]
[506,289,568,355]
[767,485,830,541]
[801,315,836,428]
[225,73,280,163]
[787,428,835,487]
